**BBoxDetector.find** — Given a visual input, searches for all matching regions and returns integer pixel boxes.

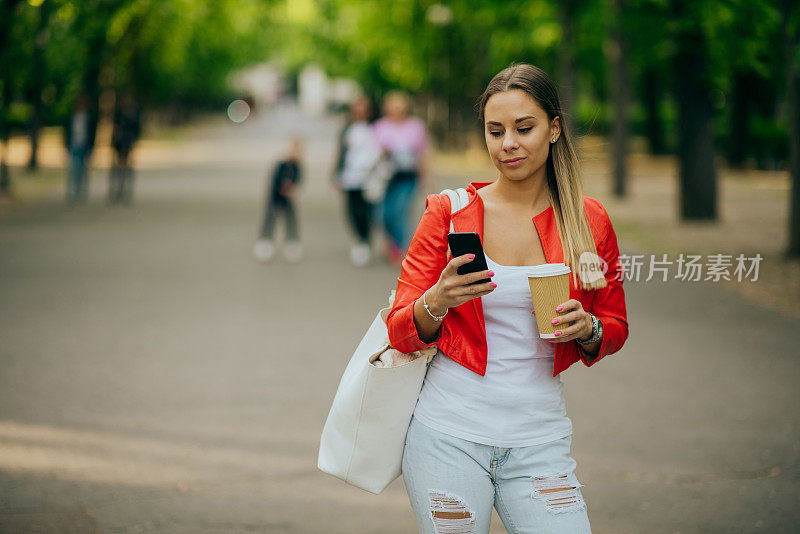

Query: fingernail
[556,306,563,312]
[488,271,495,277]
[555,330,562,336]
[468,254,475,259]
[551,319,558,325]
[490,282,497,288]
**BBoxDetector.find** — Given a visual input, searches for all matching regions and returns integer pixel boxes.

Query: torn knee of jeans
[531,473,587,514]
[428,490,476,533]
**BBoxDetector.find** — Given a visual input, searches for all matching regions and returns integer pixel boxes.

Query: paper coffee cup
[527,263,571,339]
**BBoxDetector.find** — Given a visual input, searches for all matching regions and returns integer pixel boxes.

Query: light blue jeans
[402,416,592,533]
[382,173,417,250]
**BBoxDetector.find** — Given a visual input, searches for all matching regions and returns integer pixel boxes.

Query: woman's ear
[551,116,562,142]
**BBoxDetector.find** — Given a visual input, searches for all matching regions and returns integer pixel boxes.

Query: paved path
[0,103,798,533]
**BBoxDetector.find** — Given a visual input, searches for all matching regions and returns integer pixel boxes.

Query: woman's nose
[502,134,519,151]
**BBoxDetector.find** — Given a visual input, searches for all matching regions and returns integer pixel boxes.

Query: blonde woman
[387,64,629,533]
[372,91,430,264]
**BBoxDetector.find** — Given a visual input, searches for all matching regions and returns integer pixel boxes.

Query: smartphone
[447,232,492,285]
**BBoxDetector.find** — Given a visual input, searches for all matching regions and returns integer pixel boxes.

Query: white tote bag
[363,158,394,204]
[317,187,468,494]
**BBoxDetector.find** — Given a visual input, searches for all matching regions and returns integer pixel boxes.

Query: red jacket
[386,181,629,377]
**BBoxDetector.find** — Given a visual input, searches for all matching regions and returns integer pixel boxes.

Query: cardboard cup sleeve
[527,263,572,339]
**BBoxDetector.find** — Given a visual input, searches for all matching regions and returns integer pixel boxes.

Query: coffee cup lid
[527,263,571,277]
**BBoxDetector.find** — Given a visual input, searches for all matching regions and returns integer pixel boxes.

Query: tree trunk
[0,0,23,194]
[557,0,578,136]
[642,67,666,154]
[726,71,753,169]
[786,0,800,257]
[83,29,106,156]
[26,0,51,172]
[0,59,11,196]
[0,0,22,50]
[674,29,718,220]
[789,74,799,256]
[610,0,630,198]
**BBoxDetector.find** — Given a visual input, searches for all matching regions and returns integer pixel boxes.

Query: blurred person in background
[109,94,141,205]
[373,91,430,265]
[253,137,304,263]
[333,95,381,267]
[64,94,97,204]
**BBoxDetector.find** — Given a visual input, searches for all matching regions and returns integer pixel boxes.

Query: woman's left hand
[542,299,592,343]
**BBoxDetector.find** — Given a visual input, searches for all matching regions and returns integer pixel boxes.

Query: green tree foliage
[103,0,275,110]
[270,0,590,146]
[0,0,792,169]
[2,0,275,130]
[0,0,277,183]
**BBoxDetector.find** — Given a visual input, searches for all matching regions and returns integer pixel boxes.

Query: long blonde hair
[478,63,607,291]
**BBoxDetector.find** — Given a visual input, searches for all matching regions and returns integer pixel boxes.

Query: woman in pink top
[372,91,430,264]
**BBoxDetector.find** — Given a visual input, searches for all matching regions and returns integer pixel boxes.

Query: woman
[386,64,628,533]
[372,91,430,265]
[333,96,380,266]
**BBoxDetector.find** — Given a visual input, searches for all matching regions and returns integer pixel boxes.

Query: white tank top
[413,254,573,447]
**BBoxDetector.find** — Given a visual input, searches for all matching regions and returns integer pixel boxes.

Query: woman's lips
[501,157,526,167]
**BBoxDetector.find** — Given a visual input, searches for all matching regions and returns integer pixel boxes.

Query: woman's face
[351,98,370,121]
[483,89,560,183]
[384,95,409,121]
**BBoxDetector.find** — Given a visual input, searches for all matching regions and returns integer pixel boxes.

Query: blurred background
[0,1,799,533]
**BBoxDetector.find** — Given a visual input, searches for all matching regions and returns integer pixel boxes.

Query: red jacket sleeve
[580,207,629,367]
[386,194,450,353]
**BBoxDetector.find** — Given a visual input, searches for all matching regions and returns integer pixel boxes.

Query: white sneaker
[283,241,303,263]
[349,243,371,267]
[253,239,275,262]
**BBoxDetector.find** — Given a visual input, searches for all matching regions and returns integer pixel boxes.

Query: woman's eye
[518,127,532,134]
[489,131,503,137]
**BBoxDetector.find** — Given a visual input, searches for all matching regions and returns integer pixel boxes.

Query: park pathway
[0,102,798,533]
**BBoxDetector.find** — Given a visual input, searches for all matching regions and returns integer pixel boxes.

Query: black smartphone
[447,232,492,285]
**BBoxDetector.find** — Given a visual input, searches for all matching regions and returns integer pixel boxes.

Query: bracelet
[422,290,448,322]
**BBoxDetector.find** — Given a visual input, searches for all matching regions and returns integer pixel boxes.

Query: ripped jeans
[402,416,592,533]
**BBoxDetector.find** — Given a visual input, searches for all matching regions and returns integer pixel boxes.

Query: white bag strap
[440,187,468,234]
[440,187,468,263]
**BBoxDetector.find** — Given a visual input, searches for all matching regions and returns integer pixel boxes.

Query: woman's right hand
[426,254,496,313]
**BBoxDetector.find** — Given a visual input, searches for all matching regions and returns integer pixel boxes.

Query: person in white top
[333,96,381,266]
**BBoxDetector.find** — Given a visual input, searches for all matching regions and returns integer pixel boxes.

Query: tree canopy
[0,0,793,165]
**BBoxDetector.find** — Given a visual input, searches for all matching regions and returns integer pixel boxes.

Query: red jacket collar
[456,181,562,264]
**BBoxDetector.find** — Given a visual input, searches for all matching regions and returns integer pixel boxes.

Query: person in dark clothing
[109,94,141,205]
[254,137,304,262]
[64,94,98,203]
